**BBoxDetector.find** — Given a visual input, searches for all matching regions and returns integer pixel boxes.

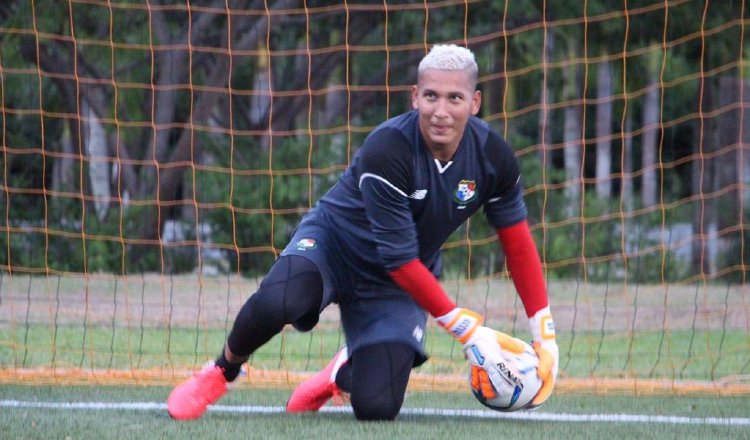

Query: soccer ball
[466,331,542,412]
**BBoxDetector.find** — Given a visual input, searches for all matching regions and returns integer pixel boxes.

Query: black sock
[215,350,243,382]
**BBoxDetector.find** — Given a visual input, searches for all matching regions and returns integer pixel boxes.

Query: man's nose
[434,99,449,117]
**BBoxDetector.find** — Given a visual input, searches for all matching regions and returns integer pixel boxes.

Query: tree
[2,0,406,271]
[595,59,613,198]
[1,0,746,280]
[640,46,661,209]
[562,41,583,216]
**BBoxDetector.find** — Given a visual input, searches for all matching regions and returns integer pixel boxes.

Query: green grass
[2,384,749,440]
[3,273,749,382]
[2,274,749,438]
[2,323,748,382]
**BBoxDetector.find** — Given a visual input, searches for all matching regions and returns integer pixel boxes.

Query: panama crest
[295,238,317,250]
[454,179,477,204]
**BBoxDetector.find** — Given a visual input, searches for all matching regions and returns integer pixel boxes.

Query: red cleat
[286,347,349,413]
[167,361,228,420]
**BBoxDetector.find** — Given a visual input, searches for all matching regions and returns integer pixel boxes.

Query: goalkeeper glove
[468,330,529,401]
[435,307,483,345]
[436,308,511,400]
[527,306,558,408]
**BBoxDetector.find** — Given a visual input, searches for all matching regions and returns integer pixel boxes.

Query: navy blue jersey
[301,109,526,285]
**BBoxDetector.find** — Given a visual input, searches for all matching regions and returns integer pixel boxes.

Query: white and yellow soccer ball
[465,330,542,412]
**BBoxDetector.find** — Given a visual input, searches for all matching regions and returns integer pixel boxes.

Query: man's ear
[471,90,482,115]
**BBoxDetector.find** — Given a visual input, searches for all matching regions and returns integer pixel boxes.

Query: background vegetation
[1,3,748,413]
[0,1,748,284]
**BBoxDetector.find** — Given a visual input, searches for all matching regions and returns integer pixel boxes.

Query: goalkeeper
[167,43,558,421]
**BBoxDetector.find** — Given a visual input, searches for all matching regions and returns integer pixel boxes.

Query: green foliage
[0,1,747,282]
[196,136,329,276]
[0,197,169,274]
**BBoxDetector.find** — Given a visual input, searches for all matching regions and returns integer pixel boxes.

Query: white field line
[1,400,749,426]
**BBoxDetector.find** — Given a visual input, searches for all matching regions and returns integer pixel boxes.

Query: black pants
[226,255,415,421]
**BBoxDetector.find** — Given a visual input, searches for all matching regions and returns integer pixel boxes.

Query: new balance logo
[412,325,424,342]
[409,189,427,200]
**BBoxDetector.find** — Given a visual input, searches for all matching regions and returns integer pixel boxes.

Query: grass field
[3,273,748,382]
[2,274,749,438]
[2,384,750,440]
[3,322,749,384]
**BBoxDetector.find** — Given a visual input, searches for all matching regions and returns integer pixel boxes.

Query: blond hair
[417,44,478,88]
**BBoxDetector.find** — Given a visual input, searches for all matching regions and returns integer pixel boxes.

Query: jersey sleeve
[356,127,419,270]
[483,131,528,228]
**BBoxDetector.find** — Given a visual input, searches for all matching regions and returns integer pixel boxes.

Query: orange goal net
[1,0,748,395]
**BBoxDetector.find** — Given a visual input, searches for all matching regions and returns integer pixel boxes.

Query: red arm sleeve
[497,220,549,318]
[388,258,456,317]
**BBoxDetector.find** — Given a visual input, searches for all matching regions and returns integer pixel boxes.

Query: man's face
[412,69,481,159]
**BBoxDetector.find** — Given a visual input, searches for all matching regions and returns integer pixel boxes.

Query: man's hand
[465,328,529,401]
[435,307,483,344]
[527,306,558,408]
[437,308,511,400]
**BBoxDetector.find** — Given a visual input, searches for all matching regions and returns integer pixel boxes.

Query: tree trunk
[81,94,110,221]
[717,76,748,226]
[595,60,613,199]
[537,30,554,170]
[51,123,76,194]
[641,49,660,209]
[621,113,634,213]
[562,44,582,215]
[691,78,718,276]
[129,0,300,266]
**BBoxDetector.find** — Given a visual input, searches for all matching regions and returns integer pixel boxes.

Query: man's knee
[351,394,402,421]
[346,342,415,421]
[252,255,323,325]
[227,255,324,355]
